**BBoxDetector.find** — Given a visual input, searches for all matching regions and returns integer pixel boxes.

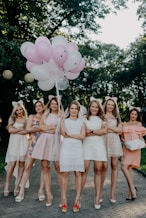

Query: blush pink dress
[121,124,146,168]
[31,113,61,162]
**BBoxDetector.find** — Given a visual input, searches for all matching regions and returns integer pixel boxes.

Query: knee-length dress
[83,116,107,161]
[122,124,146,168]
[5,121,28,163]
[60,118,84,172]
[31,113,61,162]
[106,118,123,157]
[27,115,41,157]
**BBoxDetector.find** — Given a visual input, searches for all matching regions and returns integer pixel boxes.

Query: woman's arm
[91,122,107,136]
[39,114,56,133]
[8,125,24,134]
[26,115,40,133]
[107,123,122,134]
[65,123,86,140]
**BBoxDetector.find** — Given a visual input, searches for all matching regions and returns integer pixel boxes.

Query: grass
[140,149,146,173]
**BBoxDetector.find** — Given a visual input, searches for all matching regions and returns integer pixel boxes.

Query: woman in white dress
[60,100,86,213]
[103,96,123,203]
[4,101,28,197]
[82,98,107,210]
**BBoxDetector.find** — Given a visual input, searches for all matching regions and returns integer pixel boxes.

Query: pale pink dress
[31,113,61,161]
[122,124,146,168]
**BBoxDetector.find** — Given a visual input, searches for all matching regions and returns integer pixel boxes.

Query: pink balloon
[36,41,52,62]
[68,42,78,51]
[63,50,81,71]
[70,58,85,73]
[26,61,34,71]
[52,45,68,67]
[24,45,42,64]
[35,36,50,45]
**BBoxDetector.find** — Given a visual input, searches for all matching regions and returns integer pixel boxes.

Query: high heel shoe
[131,187,138,200]
[38,190,45,201]
[110,199,116,203]
[46,195,53,207]
[94,197,101,209]
[73,199,81,212]
[4,190,9,197]
[14,190,19,197]
[61,199,67,213]
[15,192,24,202]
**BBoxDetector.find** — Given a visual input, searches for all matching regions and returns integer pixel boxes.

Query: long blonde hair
[8,101,28,126]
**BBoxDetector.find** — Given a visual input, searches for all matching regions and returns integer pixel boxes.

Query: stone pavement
[0,160,146,218]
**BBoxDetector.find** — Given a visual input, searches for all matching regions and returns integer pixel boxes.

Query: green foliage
[140,149,146,172]
[0,157,6,173]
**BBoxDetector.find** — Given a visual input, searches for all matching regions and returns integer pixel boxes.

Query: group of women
[3,95,146,213]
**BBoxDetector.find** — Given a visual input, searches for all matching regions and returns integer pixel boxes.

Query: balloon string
[55,80,60,112]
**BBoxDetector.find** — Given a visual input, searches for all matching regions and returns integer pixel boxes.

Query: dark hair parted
[86,100,105,121]
[32,100,44,114]
[128,108,142,122]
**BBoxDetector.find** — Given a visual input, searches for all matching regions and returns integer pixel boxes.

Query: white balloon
[52,36,68,47]
[30,65,50,81]
[56,78,69,91]
[65,71,80,80]
[38,79,55,91]
[63,50,82,71]
[20,41,34,56]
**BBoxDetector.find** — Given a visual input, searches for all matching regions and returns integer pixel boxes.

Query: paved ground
[0,160,146,218]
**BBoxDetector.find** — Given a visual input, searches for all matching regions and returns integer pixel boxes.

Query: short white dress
[60,118,84,172]
[5,121,28,163]
[106,118,123,157]
[83,116,107,161]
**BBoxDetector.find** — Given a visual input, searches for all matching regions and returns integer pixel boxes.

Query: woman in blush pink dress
[15,99,45,202]
[103,97,123,203]
[31,96,64,207]
[121,108,146,200]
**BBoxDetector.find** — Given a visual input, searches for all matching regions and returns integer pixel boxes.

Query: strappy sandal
[73,199,81,212]
[61,199,67,213]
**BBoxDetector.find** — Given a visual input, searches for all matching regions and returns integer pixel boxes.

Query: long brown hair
[86,100,105,121]
[103,98,121,125]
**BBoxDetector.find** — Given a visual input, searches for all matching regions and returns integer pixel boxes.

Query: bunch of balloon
[20,35,85,94]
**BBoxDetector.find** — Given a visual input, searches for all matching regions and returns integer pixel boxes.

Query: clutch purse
[125,139,145,151]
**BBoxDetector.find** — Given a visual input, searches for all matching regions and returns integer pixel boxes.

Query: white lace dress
[60,118,84,172]
[5,121,28,163]
[83,116,107,161]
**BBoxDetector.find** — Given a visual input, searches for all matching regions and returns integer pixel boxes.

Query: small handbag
[125,139,145,151]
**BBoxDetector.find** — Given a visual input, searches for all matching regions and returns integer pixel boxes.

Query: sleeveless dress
[5,121,28,163]
[27,115,41,157]
[122,124,146,168]
[106,118,123,157]
[31,113,61,162]
[83,116,107,161]
[60,118,84,172]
